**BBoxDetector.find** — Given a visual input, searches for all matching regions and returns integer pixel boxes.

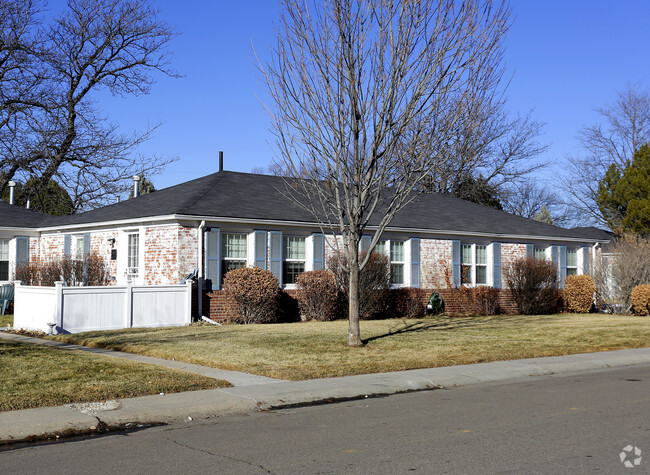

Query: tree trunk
[347,249,363,347]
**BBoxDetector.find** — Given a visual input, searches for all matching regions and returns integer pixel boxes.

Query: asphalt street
[1,364,648,474]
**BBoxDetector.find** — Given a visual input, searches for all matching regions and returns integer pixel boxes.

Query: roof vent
[8,181,15,205]
[132,175,141,198]
[219,151,223,172]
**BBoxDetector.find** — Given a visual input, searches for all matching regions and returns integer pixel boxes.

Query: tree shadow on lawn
[361,314,545,344]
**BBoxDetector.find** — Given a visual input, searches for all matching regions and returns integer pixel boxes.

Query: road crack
[168,436,276,474]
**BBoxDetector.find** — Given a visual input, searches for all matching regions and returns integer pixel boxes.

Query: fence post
[185,280,193,324]
[125,284,133,329]
[54,281,64,331]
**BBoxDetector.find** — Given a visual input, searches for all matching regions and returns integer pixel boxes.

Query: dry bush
[296,270,340,321]
[15,254,110,286]
[630,284,650,316]
[564,275,595,313]
[223,267,280,324]
[328,251,390,319]
[472,286,500,315]
[594,233,650,313]
[504,257,561,315]
[387,288,425,319]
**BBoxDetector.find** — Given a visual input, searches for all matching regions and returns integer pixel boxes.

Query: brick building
[1,171,611,318]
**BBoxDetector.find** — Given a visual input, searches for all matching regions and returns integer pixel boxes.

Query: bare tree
[501,180,578,228]
[562,85,650,226]
[0,0,178,212]
[259,0,510,346]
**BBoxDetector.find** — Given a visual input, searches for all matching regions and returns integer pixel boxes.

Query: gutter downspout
[197,220,206,319]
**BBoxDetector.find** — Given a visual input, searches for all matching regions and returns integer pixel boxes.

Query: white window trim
[118,228,143,285]
[461,243,489,287]
[375,238,411,288]
[222,233,248,269]
[282,235,307,288]
[567,248,579,276]
[0,238,10,282]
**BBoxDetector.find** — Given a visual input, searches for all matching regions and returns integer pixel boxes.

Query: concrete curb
[1,347,649,446]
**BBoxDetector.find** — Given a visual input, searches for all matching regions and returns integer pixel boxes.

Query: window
[375,240,387,256]
[534,247,547,260]
[127,233,139,277]
[567,249,578,276]
[283,236,305,285]
[0,240,8,281]
[475,245,487,284]
[390,241,405,285]
[462,243,487,285]
[73,236,84,260]
[222,233,247,277]
[461,244,472,285]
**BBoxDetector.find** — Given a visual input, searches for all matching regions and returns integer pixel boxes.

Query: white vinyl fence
[13,280,192,334]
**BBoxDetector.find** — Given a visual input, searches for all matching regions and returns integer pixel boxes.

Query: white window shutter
[582,247,591,275]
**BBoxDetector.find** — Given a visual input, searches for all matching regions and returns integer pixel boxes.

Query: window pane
[283,261,304,285]
[375,240,386,256]
[476,265,487,284]
[461,264,472,284]
[74,237,84,260]
[390,241,404,262]
[567,249,577,267]
[567,267,578,276]
[223,234,247,259]
[392,263,404,285]
[283,236,305,260]
[462,244,472,265]
[476,245,487,265]
[534,248,546,260]
[0,261,7,281]
[223,260,246,275]
[128,234,139,269]
[0,240,8,260]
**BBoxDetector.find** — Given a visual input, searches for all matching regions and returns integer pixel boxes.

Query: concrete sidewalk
[1,333,649,446]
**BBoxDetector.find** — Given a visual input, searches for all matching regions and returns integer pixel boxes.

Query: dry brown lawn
[50,313,650,380]
[0,339,230,412]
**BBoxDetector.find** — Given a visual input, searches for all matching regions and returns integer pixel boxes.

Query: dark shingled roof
[2,171,605,241]
[0,199,56,228]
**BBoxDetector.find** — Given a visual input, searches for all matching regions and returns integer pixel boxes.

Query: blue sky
[68,1,650,190]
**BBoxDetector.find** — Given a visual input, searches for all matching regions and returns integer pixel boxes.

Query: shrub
[594,233,650,313]
[471,286,500,315]
[223,267,280,324]
[328,251,391,319]
[387,288,425,319]
[630,284,650,316]
[14,254,110,286]
[296,270,340,321]
[504,257,561,315]
[564,275,595,313]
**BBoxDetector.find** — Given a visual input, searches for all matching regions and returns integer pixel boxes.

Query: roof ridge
[176,171,227,214]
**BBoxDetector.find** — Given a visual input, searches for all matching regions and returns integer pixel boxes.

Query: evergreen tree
[533,205,555,225]
[1,178,74,215]
[597,144,650,235]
